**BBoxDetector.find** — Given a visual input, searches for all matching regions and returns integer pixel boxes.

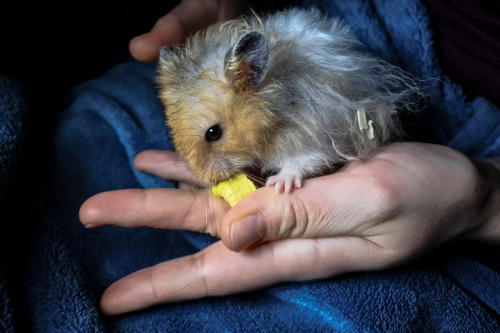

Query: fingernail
[230,214,267,251]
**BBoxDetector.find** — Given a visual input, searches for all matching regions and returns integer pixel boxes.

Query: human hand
[79,143,498,315]
[129,0,246,62]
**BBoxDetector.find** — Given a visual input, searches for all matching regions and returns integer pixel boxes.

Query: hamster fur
[158,8,421,193]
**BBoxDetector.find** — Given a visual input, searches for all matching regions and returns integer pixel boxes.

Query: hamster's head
[158,30,278,184]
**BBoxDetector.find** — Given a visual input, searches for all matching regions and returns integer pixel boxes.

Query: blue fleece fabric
[0,75,29,201]
[0,75,29,333]
[1,0,499,331]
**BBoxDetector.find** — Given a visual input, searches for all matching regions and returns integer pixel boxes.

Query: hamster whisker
[175,134,203,139]
[242,172,266,188]
[192,164,222,240]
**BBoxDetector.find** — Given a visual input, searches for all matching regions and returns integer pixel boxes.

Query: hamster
[157,8,421,193]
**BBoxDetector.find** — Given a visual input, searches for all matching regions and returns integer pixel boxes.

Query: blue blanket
[0,75,29,333]
[0,75,29,202]
[1,0,500,331]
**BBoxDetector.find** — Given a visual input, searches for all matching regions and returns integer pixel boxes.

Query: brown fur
[159,72,278,184]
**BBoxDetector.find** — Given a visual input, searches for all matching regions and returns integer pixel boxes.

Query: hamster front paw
[266,172,302,193]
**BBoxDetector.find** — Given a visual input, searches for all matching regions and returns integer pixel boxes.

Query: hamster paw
[266,174,302,193]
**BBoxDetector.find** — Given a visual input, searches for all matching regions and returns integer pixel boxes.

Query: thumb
[220,179,328,252]
[220,172,388,252]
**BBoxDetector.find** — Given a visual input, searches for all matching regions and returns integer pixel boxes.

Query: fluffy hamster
[157,8,420,193]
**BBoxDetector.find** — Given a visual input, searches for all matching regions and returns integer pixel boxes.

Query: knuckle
[363,169,403,220]
[149,265,164,303]
[203,191,227,237]
[191,251,211,297]
[272,195,310,239]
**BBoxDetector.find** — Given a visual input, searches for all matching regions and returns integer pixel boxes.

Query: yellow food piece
[211,173,257,207]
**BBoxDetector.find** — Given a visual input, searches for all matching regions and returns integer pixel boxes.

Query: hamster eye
[205,124,223,142]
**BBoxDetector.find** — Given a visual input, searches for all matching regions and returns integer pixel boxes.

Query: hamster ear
[224,31,269,91]
[159,46,174,63]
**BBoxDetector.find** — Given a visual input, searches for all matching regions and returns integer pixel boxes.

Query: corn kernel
[211,173,257,207]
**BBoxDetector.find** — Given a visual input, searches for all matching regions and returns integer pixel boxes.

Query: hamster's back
[256,9,418,162]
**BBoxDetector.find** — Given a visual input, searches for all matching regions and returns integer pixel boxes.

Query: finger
[129,0,237,62]
[221,171,387,252]
[100,236,393,315]
[134,150,207,187]
[129,12,188,63]
[79,188,227,236]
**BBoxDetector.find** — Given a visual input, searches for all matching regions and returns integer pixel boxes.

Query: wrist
[467,157,500,243]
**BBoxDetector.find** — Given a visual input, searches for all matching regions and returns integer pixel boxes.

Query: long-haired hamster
[157,8,421,193]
